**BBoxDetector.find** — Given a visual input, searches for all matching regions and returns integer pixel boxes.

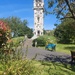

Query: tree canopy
[54,18,75,43]
[0,17,33,38]
[47,0,75,19]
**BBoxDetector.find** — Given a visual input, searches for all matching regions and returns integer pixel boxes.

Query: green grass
[12,36,24,47]
[56,44,75,54]
[0,35,75,75]
[12,36,24,43]
[32,35,75,74]
[12,36,75,54]
[39,44,75,54]
[38,35,75,54]
[33,61,75,75]
[0,60,75,75]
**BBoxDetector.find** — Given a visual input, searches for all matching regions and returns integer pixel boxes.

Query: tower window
[37,30,40,36]
[37,16,40,22]
[36,0,42,2]
[39,4,41,6]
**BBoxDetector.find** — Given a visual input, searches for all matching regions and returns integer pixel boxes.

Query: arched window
[37,30,40,36]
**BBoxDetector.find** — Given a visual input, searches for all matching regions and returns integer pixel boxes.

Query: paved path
[22,46,71,64]
[20,39,72,64]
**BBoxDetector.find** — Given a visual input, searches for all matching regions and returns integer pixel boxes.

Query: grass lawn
[0,36,75,75]
[32,60,75,75]
[11,36,25,47]
[38,44,75,54]
[12,36,24,43]
[56,44,75,54]
[0,60,75,75]
[37,35,75,54]
[36,35,75,74]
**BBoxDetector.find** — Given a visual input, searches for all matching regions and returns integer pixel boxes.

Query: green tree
[0,17,33,38]
[27,28,33,38]
[46,0,75,19]
[54,18,75,43]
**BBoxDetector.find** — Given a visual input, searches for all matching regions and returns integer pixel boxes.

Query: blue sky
[0,0,60,30]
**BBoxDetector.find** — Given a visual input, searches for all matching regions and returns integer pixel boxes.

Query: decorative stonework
[33,0,44,36]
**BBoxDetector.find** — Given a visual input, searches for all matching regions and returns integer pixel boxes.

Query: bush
[32,35,56,47]
[54,19,75,44]
[0,20,11,48]
[32,36,47,47]
[27,33,33,38]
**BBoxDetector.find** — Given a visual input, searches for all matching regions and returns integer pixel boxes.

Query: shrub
[54,19,75,44]
[32,36,47,47]
[27,33,33,38]
[32,35,56,47]
[12,37,24,47]
[0,20,11,48]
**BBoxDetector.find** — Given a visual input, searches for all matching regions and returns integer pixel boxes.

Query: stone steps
[24,39,33,48]
[31,35,38,40]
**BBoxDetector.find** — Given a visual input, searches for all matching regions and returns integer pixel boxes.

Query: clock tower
[33,0,44,37]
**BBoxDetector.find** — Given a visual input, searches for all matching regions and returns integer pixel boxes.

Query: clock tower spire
[33,0,44,37]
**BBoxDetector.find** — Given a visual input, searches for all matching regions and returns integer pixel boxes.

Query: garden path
[22,39,71,64]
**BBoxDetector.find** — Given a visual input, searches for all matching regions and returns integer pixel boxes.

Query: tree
[0,20,11,48]
[0,17,33,37]
[27,28,33,38]
[54,18,75,43]
[46,0,75,19]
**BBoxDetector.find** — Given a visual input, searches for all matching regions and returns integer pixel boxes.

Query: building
[33,0,44,37]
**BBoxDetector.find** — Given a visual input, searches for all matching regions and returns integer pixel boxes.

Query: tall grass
[0,36,75,75]
[12,36,25,47]
[0,60,75,75]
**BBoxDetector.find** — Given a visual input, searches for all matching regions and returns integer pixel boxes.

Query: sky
[0,0,60,30]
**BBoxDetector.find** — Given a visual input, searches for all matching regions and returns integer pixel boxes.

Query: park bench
[45,44,56,51]
[71,51,75,63]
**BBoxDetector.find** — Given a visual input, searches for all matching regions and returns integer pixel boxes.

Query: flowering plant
[0,20,11,48]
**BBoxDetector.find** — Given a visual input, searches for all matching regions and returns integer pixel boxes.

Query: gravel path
[22,46,71,64]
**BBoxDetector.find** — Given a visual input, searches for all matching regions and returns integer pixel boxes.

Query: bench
[71,51,75,63]
[45,44,56,51]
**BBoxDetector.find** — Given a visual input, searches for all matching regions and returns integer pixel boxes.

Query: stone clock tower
[33,0,44,37]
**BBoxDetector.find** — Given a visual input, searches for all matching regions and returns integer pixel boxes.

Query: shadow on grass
[43,54,71,64]
[41,61,75,75]
[41,56,75,74]
[64,46,75,51]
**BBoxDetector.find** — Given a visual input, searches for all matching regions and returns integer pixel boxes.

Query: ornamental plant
[0,20,11,48]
